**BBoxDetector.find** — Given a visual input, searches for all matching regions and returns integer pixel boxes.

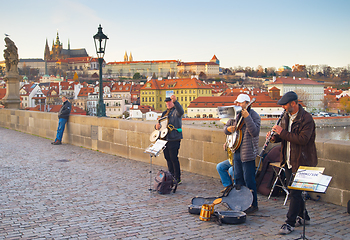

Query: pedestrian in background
[52,96,71,145]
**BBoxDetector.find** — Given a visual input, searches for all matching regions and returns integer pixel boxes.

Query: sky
[1,0,350,70]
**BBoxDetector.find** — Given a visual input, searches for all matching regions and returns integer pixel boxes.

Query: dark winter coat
[161,101,184,141]
[58,100,71,119]
[224,108,261,162]
[273,105,318,173]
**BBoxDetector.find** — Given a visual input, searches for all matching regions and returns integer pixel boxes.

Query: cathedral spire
[129,52,133,62]
[44,38,50,61]
[55,31,61,46]
[124,51,128,61]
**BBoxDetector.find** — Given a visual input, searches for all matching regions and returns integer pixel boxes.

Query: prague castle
[44,32,88,61]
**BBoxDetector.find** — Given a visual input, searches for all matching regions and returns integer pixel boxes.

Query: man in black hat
[155,95,184,184]
[267,91,318,235]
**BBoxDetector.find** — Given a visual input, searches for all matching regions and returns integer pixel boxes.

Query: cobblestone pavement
[0,127,349,240]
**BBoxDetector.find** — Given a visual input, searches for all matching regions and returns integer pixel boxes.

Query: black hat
[277,91,298,105]
[165,97,171,102]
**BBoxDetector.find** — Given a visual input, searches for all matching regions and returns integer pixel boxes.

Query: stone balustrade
[0,108,349,207]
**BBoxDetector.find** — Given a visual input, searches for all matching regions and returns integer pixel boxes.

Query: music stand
[144,139,167,196]
[288,166,332,240]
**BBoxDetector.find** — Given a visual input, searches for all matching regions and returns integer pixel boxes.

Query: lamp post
[93,24,108,117]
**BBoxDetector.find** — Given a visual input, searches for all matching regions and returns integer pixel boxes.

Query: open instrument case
[188,186,253,224]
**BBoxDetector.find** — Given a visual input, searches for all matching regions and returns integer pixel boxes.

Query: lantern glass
[93,24,108,59]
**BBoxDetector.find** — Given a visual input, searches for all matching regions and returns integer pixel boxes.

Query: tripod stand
[144,140,167,197]
[295,191,308,240]
[288,166,332,240]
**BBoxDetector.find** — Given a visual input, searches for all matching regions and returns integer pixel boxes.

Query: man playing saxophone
[216,94,261,214]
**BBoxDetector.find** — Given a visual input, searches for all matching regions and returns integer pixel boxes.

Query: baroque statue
[4,37,19,74]
[1,37,20,108]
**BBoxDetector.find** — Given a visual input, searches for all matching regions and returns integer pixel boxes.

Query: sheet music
[290,166,331,193]
[145,139,167,156]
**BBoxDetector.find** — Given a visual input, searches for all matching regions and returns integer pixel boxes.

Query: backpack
[154,170,177,194]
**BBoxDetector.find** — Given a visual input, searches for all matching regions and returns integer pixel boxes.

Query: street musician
[155,95,184,184]
[216,93,261,214]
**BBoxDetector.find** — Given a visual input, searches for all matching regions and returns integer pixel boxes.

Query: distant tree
[294,89,312,108]
[323,95,336,111]
[133,72,141,79]
[73,72,79,82]
[321,65,332,78]
[123,111,130,118]
[266,67,276,76]
[339,68,350,85]
[292,64,307,77]
[339,97,350,113]
[199,71,207,79]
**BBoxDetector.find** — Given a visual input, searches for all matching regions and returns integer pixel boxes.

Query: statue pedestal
[1,73,21,109]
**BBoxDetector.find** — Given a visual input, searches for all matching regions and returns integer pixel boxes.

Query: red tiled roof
[177,62,218,66]
[269,86,280,91]
[49,105,86,115]
[20,83,36,96]
[189,92,305,109]
[140,78,212,90]
[107,60,178,65]
[111,83,132,92]
[78,87,94,97]
[130,105,155,113]
[211,55,218,61]
[269,77,322,85]
[130,84,141,93]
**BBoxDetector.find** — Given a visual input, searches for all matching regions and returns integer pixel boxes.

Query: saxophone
[227,144,234,165]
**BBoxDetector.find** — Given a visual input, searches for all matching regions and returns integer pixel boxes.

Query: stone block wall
[0,109,349,207]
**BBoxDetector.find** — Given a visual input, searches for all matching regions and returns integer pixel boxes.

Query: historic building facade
[139,77,212,114]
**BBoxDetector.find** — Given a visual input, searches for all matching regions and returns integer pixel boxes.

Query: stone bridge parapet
[0,109,349,207]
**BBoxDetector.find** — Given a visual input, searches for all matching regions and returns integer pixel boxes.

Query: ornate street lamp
[93,24,109,117]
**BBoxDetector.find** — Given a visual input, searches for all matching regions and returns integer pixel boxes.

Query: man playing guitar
[216,94,261,214]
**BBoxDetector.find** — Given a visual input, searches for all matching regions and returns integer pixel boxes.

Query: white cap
[235,94,250,103]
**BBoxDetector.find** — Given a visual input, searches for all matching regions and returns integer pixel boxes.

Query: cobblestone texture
[0,127,349,239]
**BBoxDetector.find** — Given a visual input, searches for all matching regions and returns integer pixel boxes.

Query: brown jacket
[273,105,318,172]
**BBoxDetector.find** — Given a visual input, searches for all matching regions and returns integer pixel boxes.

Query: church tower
[124,51,128,61]
[44,39,50,61]
[210,54,220,65]
[129,52,133,62]
[51,31,63,60]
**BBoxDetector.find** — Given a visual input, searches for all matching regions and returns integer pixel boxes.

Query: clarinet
[255,110,285,175]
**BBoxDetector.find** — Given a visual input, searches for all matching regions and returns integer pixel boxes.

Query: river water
[314,126,350,141]
[261,126,350,141]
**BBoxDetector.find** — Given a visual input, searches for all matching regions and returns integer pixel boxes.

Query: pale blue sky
[1,0,349,69]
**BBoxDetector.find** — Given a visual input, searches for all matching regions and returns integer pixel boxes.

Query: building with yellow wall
[140,77,212,115]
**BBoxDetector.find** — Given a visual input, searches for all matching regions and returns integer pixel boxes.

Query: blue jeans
[163,140,181,181]
[216,160,234,187]
[55,118,68,142]
[233,151,258,207]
